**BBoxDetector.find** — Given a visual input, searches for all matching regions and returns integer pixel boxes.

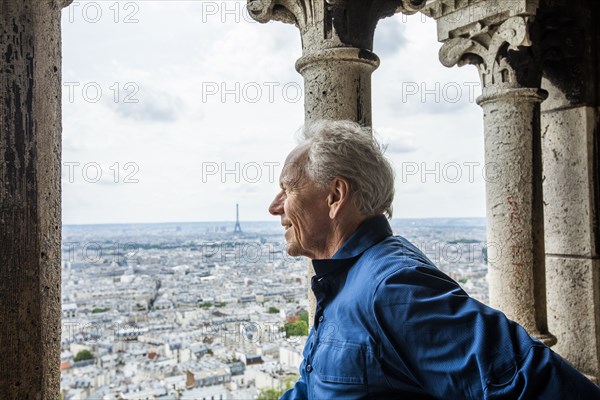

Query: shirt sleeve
[372,263,600,399]
[280,358,308,400]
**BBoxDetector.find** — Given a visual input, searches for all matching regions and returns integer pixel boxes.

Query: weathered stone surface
[422,0,540,42]
[540,77,571,111]
[296,47,379,126]
[539,0,599,111]
[542,106,598,257]
[439,15,542,94]
[546,256,600,379]
[535,0,600,381]
[0,0,66,398]
[479,90,547,337]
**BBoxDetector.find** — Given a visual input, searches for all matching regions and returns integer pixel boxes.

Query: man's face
[268,145,331,259]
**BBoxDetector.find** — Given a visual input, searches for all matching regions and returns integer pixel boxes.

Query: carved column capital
[246,0,309,26]
[247,0,426,52]
[439,16,543,98]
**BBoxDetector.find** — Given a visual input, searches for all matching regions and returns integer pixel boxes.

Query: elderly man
[268,120,600,399]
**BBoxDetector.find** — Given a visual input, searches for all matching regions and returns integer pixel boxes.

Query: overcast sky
[60,1,486,225]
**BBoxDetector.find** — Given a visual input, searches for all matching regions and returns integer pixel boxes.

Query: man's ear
[327,177,352,219]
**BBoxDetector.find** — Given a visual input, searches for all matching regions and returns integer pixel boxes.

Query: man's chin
[284,242,304,258]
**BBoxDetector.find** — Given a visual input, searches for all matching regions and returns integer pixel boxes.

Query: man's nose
[269,191,284,216]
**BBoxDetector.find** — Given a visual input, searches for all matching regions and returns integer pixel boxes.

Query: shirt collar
[312,215,393,277]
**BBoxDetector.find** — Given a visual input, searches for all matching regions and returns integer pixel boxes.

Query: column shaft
[296,46,379,126]
[478,89,552,343]
[0,1,65,397]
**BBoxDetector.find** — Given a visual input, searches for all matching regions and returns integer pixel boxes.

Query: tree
[268,306,280,314]
[284,320,308,337]
[299,310,308,323]
[257,389,284,400]
[73,349,95,362]
[257,376,296,399]
[257,388,285,400]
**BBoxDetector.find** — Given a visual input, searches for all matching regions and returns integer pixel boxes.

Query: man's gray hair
[299,120,395,218]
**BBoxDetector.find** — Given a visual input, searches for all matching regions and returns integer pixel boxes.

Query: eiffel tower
[233,203,242,233]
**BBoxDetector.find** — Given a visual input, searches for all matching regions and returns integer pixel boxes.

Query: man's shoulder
[359,234,437,274]
[350,235,464,302]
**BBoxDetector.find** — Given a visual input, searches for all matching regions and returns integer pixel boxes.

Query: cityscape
[60,213,488,399]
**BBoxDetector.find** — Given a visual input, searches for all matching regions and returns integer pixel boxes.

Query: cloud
[109,88,183,122]
[374,17,408,56]
[60,2,485,223]
[374,126,417,154]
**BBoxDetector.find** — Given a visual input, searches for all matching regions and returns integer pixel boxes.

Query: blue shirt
[281,215,600,399]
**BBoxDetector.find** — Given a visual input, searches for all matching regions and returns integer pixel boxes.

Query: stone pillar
[476,86,553,343]
[247,0,426,325]
[538,0,600,381]
[0,0,71,398]
[427,1,555,345]
[296,47,378,126]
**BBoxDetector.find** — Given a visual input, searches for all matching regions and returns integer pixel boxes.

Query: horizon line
[63,216,487,227]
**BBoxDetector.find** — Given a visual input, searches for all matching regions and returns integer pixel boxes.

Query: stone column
[537,0,600,381]
[427,1,555,345]
[0,0,71,398]
[247,0,426,325]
